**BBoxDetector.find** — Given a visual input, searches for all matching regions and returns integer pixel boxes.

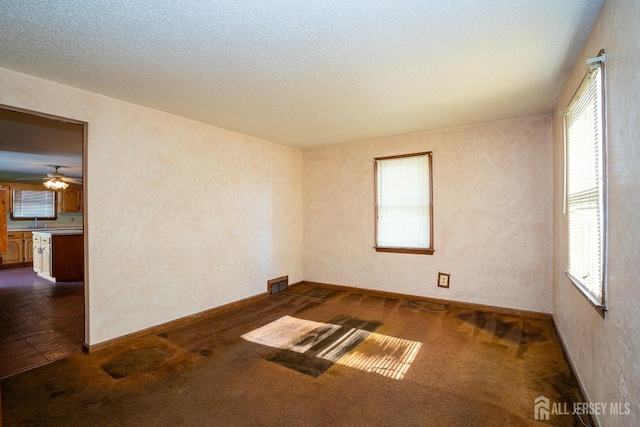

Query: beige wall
[552,0,640,424]
[304,114,553,313]
[0,68,304,345]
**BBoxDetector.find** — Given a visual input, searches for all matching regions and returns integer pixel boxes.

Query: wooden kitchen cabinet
[0,188,6,257]
[1,231,25,266]
[0,231,38,267]
[0,184,11,213]
[24,234,33,262]
[33,231,83,282]
[58,187,82,213]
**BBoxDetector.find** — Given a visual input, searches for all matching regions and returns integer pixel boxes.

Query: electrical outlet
[438,273,450,288]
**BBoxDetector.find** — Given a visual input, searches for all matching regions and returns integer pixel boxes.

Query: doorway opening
[0,105,87,378]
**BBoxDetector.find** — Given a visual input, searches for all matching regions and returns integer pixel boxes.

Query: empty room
[0,0,638,426]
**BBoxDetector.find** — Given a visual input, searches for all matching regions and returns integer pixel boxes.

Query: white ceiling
[0,0,603,149]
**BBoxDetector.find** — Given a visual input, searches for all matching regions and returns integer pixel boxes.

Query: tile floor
[0,267,84,379]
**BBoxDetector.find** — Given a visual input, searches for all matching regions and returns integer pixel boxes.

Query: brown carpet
[0,284,590,426]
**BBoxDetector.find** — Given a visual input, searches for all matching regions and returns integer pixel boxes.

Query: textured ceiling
[0,0,603,149]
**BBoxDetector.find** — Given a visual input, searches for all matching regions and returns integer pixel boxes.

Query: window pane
[565,63,605,307]
[12,189,56,218]
[376,153,432,250]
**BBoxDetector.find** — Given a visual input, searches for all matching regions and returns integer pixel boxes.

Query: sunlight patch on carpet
[328,333,422,380]
[242,315,421,380]
[241,315,340,352]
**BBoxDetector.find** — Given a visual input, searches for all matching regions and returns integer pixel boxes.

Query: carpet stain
[102,347,173,379]
[291,300,325,315]
[45,384,66,399]
[286,287,342,300]
[268,350,334,378]
[454,310,547,344]
[548,371,583,403]
[325,314,381,331]
[198,349,213,357]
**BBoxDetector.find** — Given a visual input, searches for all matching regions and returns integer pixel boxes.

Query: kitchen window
[564,49,607,315]
[374,152,433,254]
[11,189,57,220]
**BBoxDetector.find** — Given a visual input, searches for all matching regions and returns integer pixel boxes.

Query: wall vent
[268,276,289,294]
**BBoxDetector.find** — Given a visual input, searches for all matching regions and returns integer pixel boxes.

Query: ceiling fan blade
[63,177,83,184]
[13,177,46,181]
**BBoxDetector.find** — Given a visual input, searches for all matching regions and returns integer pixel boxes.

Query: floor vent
[268,276,289,294]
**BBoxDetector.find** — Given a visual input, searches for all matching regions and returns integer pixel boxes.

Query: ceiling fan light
[43,179,69,190]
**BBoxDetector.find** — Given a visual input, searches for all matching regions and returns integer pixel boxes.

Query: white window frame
[374,152,434,255]
[564,49,607,316]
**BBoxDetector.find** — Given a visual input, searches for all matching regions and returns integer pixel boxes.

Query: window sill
[375,247,434,255]
[11,216,57,221]
[565,272,607,319]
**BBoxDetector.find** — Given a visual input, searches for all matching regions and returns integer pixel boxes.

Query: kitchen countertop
[8,227,82,232]
[29,229,83,236]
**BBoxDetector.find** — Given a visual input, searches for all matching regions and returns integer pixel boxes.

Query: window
[374,152,433,254]
[564,50,606,315]
[11,189,57,220]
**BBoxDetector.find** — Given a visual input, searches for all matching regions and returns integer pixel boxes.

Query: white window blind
[375,153,432,252]
[564,60,606,309]
[12,189,56,219]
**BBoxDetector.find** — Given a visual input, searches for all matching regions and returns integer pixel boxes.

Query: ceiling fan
[15,166,82,190]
